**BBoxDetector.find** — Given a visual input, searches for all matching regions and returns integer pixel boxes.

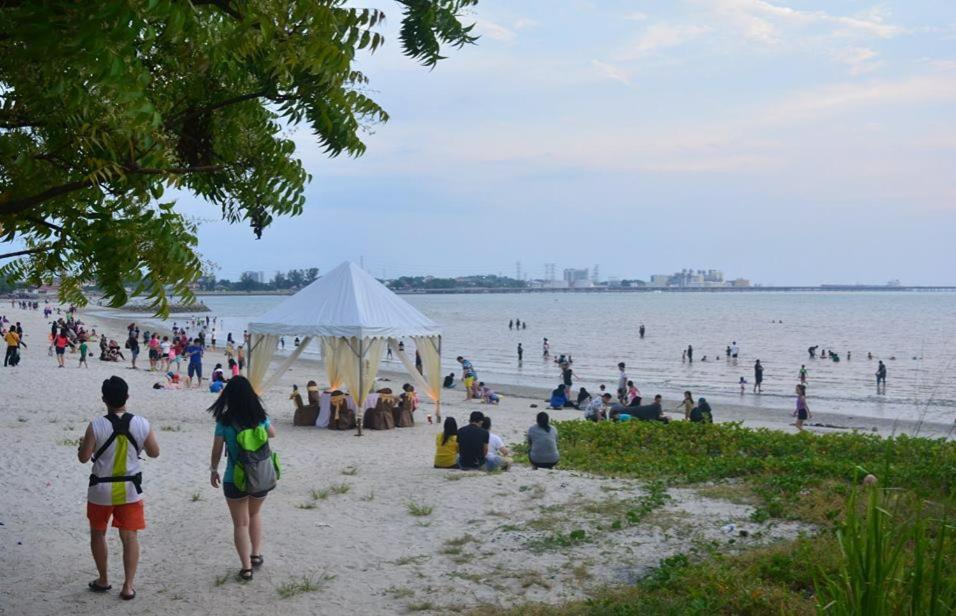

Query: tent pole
[356,337,364,436]
[436,335,442,420]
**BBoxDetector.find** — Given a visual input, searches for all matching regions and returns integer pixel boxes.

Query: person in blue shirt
[549,384,569,409]
[208,376,276,581]
[184,338,203,388]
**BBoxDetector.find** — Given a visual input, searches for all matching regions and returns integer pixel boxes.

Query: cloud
[833,47,881,75]
[619,23,711,60]
[591,60,630,85]
[513,17,538,30]
[624,11,648,22]
[475,18,515,42]
[710,0,905,43]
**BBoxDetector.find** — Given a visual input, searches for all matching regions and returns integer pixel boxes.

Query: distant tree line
[196,268,320,292]
[388,275,527,291]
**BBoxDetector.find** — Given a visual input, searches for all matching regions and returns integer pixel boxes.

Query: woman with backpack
[208,376,277,581]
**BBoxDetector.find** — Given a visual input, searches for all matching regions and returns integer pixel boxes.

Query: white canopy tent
[246,261,443,434]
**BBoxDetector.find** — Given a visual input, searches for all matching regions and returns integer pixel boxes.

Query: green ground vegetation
[505,420,956,615]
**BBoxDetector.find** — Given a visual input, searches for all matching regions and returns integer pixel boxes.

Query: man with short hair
[586,393,612,421]
[78,376,160,600]
[457,411,490,470]
[457,356,477,400]
[4,325,23,367]
[185,338,203,388]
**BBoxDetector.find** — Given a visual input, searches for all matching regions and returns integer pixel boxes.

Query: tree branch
[125,164,227,175]
[167,88,272,128]
[0,179,94,217]
[190,0,243,21]
[0,246,50,260]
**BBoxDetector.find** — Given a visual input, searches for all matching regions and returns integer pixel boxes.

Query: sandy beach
[0,304,950,615]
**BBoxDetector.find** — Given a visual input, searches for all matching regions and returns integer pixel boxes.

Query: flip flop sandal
[250,554,264,568]
[120,589,136,601]
[88,581,111,593]
[239,569,254,581]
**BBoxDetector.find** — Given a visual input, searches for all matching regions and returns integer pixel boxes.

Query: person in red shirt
[54,328,73,367]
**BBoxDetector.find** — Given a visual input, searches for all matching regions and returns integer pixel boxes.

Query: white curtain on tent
[388,336,443,419]
[337,337,386,408]
[248,334,280,392]
[259,336,312,394]
[413,335,443,419]
[322,337,345,389]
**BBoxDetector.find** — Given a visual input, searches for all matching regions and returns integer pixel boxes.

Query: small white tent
[246,262,443,434]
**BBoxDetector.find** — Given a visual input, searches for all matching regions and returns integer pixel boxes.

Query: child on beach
[78,340,89,368]
[799,365,808,384]
[793,384,811,430]
[739,377,747,394]
[478,382,500,405]
[678,390,694,420]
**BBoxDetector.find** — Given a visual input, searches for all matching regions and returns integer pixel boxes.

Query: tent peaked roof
[248,261,441,339]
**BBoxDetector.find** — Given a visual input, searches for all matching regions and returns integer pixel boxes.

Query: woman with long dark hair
[527,411,559,470]
[208,376,276,581]
[434,416,459,468]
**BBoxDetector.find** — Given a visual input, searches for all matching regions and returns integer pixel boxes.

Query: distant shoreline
[190,285,956,297]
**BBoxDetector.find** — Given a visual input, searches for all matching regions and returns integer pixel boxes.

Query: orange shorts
[87,500,146,531]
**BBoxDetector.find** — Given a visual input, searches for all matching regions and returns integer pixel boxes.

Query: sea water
[111,292,956,425]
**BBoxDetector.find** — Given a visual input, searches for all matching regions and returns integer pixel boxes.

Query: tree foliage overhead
[0,0,477,314]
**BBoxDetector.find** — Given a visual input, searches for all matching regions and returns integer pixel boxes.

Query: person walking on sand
[78,376,160,600]
[54,327,74,367]
[78,339,90,368]
[616,362,628,404]
[753,360,763,393]
[793,384,811,431]
[876,360,887,394]
[517,343,523,363]
[126,331,140,370]
[208,376,277,581]
[185,338,204,388]
[678,390,694,420]
[4,325,24,367]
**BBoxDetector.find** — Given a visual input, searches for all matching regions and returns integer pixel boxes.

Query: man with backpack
[77,376,160,600]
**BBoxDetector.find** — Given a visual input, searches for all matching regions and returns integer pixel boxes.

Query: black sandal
[239,568,254,581]
[120,589,136,601]
[250,554,264,568]
[88,580,111,593]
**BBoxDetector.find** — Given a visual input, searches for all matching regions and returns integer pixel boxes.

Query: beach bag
[231,423,280,494]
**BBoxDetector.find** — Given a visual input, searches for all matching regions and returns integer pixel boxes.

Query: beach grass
[499,420,956,615]
[276,574,334,599]
[341,466,359,476]
[406,501,433,517]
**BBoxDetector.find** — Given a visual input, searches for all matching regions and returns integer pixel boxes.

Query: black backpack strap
[92,413,140,462]
[89,472,143,494]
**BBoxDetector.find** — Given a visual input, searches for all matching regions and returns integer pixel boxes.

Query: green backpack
[232,424,280,493]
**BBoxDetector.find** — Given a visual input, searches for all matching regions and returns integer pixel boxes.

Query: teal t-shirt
[215,418,271,483]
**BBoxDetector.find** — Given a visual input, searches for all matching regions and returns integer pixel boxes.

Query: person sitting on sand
[626,380,641,406]
[576,387,592,409]
[689,397,713,423]
[401,383,420,411]
[434,417,459,469]
[212,363,226,383]
[482,416,511,470]
[624,394,669,423]
[478,382,499,405]
[78,376,160,600]
[208,376,277,581]
[585,393,612,421]
[457,411,494,471]
[549,384,570,410]
[442,373,455,389]
[527,412,559,470]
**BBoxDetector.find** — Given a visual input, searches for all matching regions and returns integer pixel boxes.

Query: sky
[183,0,956,285]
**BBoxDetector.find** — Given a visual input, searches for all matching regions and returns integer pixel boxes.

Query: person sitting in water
[689,397,713,423]
[434,417,459,469]
[549,384,571,410]
[442,373,455,389]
